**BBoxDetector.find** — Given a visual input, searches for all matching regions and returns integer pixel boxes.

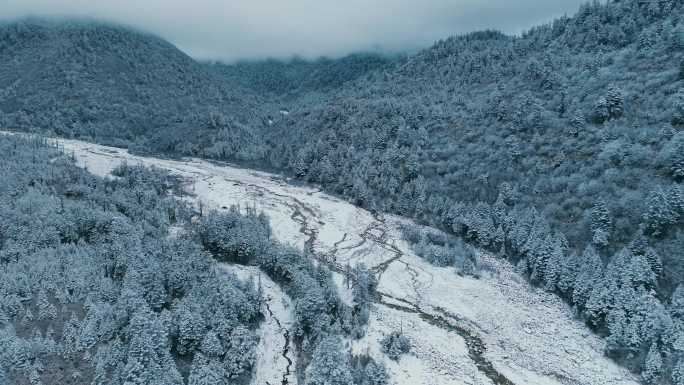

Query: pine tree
[188,354,226,385]
[573,246,603,308]
[0,366,7,385]
[592,97,610,124]
[199,331,224,357]
[643,186,679,236]
[672,286,684,320]
[21,308,34,325]
[362,361,389,385]
[591,200,611,247]
[673,91,684,126]
[658,132,684,180]
[570,113,585,135]
[606,86,624,120]
[627,230,663,277]
[305,335,354,385]
[175,300,206,356]
[670,185,684,215]
[557,252,581,295]
[674,359,684,385]
[380,331,411,361]
[61,312,81,356]
[644,248,663,278]
[543,235,566,291]
[36,290,57,321]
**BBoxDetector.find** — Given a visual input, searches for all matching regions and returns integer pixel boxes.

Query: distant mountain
[0,19,262,149]
[225,1,684,382]
[207,53,399,97]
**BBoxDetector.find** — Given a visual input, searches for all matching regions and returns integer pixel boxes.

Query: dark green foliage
[401,225,479,275]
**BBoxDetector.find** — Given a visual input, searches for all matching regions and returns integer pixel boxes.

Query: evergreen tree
[658,132,684,180]
[36,290,57,321]
[642,344,663,384]
[361,360,389,385]
[590,200,611,247]
[557,252,581,295]
[200,331,224,358]
[643,187,679,236]
[606,86,624,120]
[188,354,227,385]
[305,335,353,385]
[672,285,684,320]
[573,246,604,308]
[380,331,411,361]
[673,91,684,126]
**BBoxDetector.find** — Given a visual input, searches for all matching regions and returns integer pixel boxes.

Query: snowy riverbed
[44,136,639,385]
[218,264,295,385]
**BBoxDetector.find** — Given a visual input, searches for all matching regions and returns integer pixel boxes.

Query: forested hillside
[0,135,387,385]
[207,53,398,97]
[0,19,266,155]
[2,0,684,383]
[258,2,684,382]
[0,135,264,384]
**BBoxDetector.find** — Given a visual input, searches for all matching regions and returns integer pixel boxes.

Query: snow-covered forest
[0,135,388,385]
[1,0,684,383]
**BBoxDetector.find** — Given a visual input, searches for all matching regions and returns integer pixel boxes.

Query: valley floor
[49,136,639,385]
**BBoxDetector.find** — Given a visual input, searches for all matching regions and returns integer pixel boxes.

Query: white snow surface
[43,136,639,385]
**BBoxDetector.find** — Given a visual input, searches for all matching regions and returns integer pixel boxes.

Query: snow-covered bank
[48,136,640,385]
[218,264,295,385]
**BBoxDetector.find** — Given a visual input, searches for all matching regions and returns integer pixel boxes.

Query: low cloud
[1,0,585,61]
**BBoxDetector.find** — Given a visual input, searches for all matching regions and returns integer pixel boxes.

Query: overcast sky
[2,0,586,62]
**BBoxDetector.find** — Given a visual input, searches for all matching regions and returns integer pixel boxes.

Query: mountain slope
[219,1,684,383]
[0,19,263,148]
[207,53,399,97]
